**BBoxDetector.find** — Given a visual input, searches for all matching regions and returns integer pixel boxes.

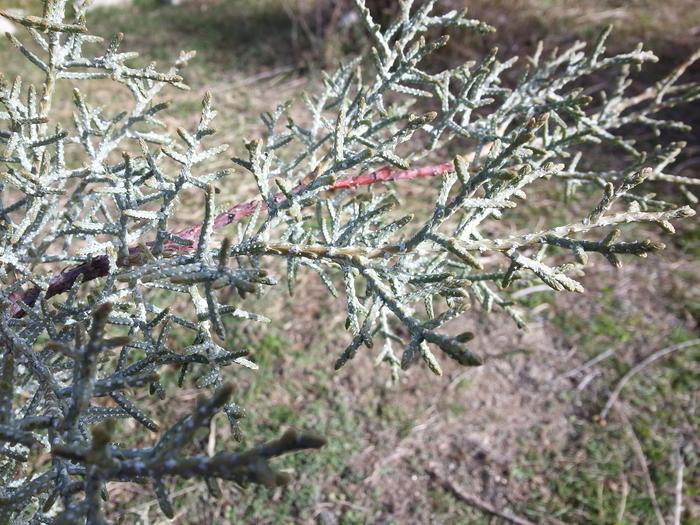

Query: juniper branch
[0,0,697,522]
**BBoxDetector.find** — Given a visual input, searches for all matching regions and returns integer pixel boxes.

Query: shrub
[0,0,697,522]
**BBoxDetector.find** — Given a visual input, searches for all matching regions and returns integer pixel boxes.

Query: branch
[8,162,454,318]
[616,406,667,525]
[425,465,536,525]
[672,440,685,525]
[600,338,700,420]
[168,161,454,251]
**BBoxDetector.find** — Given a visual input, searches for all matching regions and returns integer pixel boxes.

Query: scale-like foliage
[0,0,697,522]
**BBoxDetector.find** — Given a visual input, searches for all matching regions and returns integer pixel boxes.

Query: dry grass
[450,0,700,54]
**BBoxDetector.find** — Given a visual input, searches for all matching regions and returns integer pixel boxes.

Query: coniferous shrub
[0,0,698,522]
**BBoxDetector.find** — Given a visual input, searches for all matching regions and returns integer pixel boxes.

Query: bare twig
[8,161,454,318]
[616,406,666,525]
[615,474,629,524]
[556,347,616,381]
[672,442,685,525]
[576,370,600,391]
[425,465,536,525]
[229,65,298,89]
[600,339,700,419]
[169,161,454,251]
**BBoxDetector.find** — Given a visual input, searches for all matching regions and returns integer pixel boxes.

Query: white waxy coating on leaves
[0,0,697,521]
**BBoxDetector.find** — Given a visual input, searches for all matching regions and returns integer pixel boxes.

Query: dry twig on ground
[672,441,685,525]
[425,465,536,525]
[616,406,667,525]
[600,339,700,420]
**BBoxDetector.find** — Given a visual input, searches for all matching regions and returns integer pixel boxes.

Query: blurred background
[1,1,699,524]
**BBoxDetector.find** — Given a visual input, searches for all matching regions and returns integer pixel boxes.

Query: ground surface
[1,1,699,524]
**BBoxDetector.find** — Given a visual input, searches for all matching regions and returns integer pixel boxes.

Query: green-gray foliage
[0,0,697,522]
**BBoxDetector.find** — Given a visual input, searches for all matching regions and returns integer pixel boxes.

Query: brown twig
[616,406,666,525]
[556,347,616,381]
[425,465,536,525]
[7,162,454,318]
[168,161,453,251]
[600,338,700,420]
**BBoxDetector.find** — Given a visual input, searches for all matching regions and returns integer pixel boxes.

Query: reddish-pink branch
[167,161,454,251]
[8,162,454,318]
